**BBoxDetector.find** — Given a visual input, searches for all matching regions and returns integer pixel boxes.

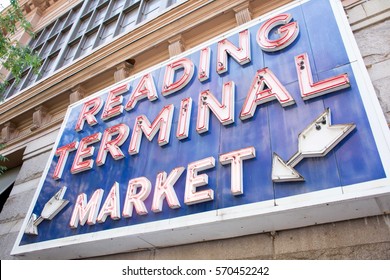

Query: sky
[0,0,10,11]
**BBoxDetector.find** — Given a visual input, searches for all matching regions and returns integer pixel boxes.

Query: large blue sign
[13,0,390,258]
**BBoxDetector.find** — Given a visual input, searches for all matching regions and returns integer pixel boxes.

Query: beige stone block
[273,215,390,257]
[363,0,390,17]
[16,151,51,184]
[275,242,390,259]
[153,234,274,260]
[367,59,390,82]
[347,5,367,24]
[0,232,19,260]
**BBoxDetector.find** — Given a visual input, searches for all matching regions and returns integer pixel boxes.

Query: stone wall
[343,0,390,124]
[0,131,57,259]
[90,215,390,260]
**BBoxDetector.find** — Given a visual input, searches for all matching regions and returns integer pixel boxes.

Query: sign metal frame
[12,0,390,259]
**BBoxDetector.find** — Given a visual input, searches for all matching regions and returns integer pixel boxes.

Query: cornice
[22,0,52,14]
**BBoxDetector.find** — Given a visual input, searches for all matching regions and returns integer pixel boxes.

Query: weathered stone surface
[273,215,390,257]
[354,20,390,66]
[15,151,51,185]
[0,188,36,224]
[0,231,19,260]
[89,215,390,260]
[353,20,390,123]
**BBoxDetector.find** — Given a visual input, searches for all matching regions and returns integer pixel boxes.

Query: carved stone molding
[30,105,52,131]
[23,0,56,14]
[114,60,135,83]
[168,34,186,57]
[233,1,253,25]
[70,85,86,104]
[1,122,18,143]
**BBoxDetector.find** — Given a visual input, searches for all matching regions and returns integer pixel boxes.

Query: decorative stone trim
[233,1,252,25]
[114,60,135,83]
[70,85,86,104]
[30,105,51,131]
[1,122,18,143]
[168,34,186,57]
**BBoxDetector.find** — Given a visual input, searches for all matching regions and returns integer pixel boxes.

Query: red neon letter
[198,47,211,82]
[151,167,185,213]
[185,157,215,205]
[240,68,295,120]
[123,177,152,218]
[97,182,121,223]
[69,189,104,228]
[176,97,193,140]
[53,141,78,180]
[295,53,350,100]
[71,133,102,174]
[102,83,129,121]
[257,13,299,52]
[96,123,130,166]
[197,81,235,134]
[128,104,174,155]
[125,74,158,111]
[162,58,194,96]
[75,97,103,132]
[219,147,256,195]
[217,29,251,74]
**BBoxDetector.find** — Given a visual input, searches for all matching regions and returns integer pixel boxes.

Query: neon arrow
[25,186,69,235]
[272,108,356,182]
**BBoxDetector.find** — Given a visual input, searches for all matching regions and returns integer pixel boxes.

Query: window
[110,0,126,17]
[141,0,161,21]
[37,24,54,47]
[98,19,118,46]
[92,5,108,28]
[51,16,67,35]
[40,39,56,58]
[7,72,28,98]
[3,0,182,100]
[76,16,90,38]
[62,41,79,67]
[86,0,99,13]
[53,29,70,52]
[79,31,98,57]
[40,55,58,79]
[120,8,138,32]
[67,6,81,26]
[24,71,39,88]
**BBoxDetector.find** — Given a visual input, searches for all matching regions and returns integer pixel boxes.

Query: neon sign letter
[129,104,174,155]
[69,189,104,228]
[217,29,251,74]
[197,81,235,134]
[162,58,194,96]
[257,13,299,52]
[123,177,152,218]
[295,53,350,100]
[75,97,103,132]
[240,68,295,120]
[185,157,215,205]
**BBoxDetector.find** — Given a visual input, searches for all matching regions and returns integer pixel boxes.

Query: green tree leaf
[0,0,41,100]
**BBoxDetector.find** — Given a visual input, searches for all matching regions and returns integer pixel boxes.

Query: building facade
[0,0,390,259]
